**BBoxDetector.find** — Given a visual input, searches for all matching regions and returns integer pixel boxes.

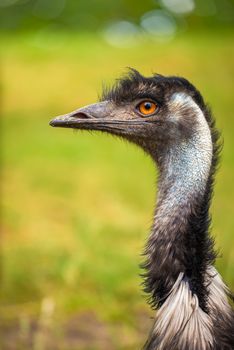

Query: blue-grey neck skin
[155,93,213,194]
[156,117,212,221]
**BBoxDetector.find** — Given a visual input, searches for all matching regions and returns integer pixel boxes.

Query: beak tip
[49,119,58,127]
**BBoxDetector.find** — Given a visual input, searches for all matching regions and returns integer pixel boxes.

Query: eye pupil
[144,102,152,110]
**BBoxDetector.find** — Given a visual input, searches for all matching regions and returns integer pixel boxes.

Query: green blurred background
[1,0,234,349]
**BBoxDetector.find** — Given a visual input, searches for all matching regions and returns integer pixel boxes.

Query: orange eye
[138,101,157,116]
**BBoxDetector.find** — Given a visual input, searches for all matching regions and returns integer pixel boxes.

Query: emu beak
[49,101,116,131]
[49,101,150,138]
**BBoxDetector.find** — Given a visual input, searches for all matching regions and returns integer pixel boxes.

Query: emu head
[50,69,211,163]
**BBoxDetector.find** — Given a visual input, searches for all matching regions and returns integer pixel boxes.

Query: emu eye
[137,101,157,116]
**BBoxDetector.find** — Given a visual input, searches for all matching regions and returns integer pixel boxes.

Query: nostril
[73,112,90,119]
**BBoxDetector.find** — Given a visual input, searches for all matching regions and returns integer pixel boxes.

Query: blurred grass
[1,30,234,349]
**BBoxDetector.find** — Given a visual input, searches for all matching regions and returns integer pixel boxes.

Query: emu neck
[144,96,214,310]
[156,123,212,225]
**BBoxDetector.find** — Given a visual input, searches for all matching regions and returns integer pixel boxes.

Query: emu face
[50,70,209,160]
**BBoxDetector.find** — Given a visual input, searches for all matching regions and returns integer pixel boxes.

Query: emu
[50,70,234,350]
